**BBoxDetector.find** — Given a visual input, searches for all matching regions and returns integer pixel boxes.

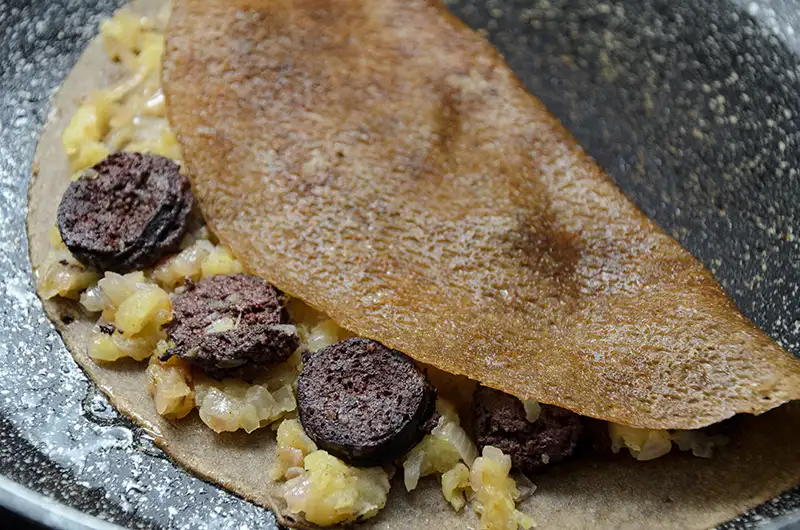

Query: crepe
[27,0,800,528]
[162,0,800,431]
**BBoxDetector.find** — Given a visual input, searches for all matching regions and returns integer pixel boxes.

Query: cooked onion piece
[403,433,462,492]
[609,423,729,461]
[521,400,542,423]
[86,271,172,362]
[194,375,296,434]
[200,245,244,278]
[273,417,390,525]
[441,463,470,511]
[469,446,536,530]
[281,450,390,526]
[152,239,215,289]
[65,9,173,174]
[146,354,195,419]
[273,419,318,481]
[37,246,100,301]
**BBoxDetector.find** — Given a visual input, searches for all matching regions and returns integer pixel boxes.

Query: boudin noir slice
[162,274,298,380]
[473,386,582,474]
[297,338,437,467]
[57,152,193,273]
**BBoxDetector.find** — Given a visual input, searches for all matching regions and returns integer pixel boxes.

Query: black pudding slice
[297,338,437,467]
[473,386,582,474]
[161,274,298,380]
[57,152,193,273]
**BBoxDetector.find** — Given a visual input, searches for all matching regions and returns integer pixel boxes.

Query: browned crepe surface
[162,0,800,431]
[27,0,800,528]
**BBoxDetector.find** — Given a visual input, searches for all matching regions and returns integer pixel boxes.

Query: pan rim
[0,476,123,530]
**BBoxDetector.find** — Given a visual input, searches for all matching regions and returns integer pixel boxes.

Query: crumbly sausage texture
[297,338,437,467]
[473,386,582,474]
[163,274,297,379]
[57,152,193,272]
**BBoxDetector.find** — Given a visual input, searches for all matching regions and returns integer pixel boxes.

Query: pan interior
[3,0,800,528]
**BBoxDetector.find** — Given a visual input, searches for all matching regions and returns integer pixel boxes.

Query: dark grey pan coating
[2,0,800,528]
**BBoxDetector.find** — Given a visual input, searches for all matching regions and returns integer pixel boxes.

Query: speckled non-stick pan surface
[2,0,800,528]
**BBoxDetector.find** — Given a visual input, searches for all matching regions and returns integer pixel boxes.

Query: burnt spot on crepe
[162,274,297,380]
[297,338,437,467]
[57,152,193,273]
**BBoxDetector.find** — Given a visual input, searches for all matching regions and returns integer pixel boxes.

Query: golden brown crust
[162,0,800,429]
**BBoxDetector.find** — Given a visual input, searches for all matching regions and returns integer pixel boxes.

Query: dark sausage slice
[473,386,582,474]
[162,274,297,380]
[297,338,437,467]
[57,152,193,273]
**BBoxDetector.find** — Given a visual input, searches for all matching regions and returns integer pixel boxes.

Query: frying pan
[1,0,799,528]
